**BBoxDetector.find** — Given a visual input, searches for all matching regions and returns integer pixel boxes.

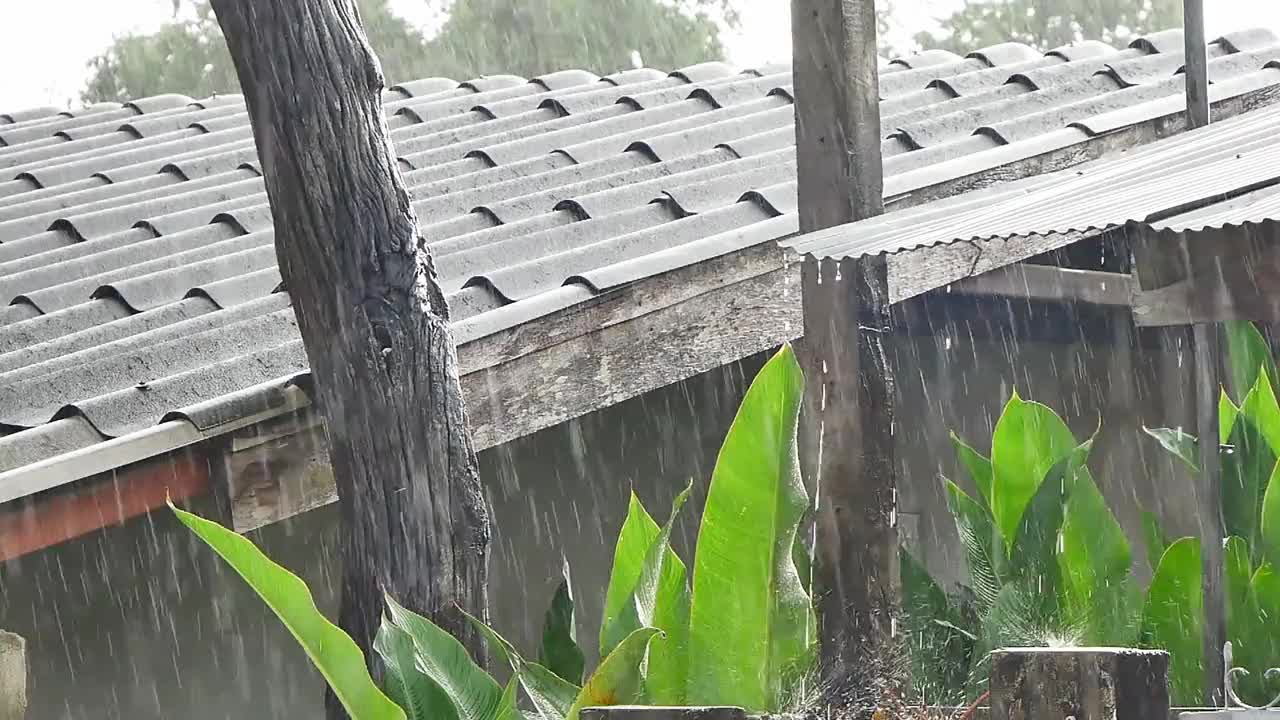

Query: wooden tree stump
[0,631,25,720]
[991,648,1169,720]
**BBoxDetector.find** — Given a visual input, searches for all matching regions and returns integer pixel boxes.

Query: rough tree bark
[209,0,491,712]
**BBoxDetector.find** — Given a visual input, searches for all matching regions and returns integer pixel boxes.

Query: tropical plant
[1145,320,1280,706]
[901,394,1205,704]
[172,344,816,719]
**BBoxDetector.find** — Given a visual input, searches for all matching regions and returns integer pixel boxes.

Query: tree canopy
[915,0,1183,54]
[81,0,728,103]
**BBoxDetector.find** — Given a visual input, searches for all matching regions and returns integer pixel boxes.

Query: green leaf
[1262,461,1280,571]
[687,344,815,711]
[1224,537,1255,650]
[1058,468,1133,644]
[1221,413,1276,553]
[1222,390,1241,445]
[457,607,579,720]
[1243,564,1280,704]
[1240,370,1280,456]
[600,492,661,657]
[495,675,523,720]
[540,560,585,685]
[989,394,1088,548]
[1225,321,1278,403]
[375,620,457,720]
[1140,537,1204,705]
[1143,426,1200,472]
[384,595,505,720]
[943,478,1003,611]
[566,627,662,720]
[632,483,693,705]
[1141,510,1170,572]
[951,432,994,509]
[169,504,405,720]
[1002,456,1077,625]
[900,548,976,704]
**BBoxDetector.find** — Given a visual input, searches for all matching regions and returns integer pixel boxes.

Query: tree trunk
[209,0,491,714]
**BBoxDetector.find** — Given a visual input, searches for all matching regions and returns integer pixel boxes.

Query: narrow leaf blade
[540,561,585,685]
[601,493,661,656]
[171,505,404,720]
[951,432,994,509]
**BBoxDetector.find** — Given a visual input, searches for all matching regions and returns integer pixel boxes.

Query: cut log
[990,647,1170,720]
[0,631,25,720]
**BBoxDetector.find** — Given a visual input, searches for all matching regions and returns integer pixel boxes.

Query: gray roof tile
[3,29,1280,486]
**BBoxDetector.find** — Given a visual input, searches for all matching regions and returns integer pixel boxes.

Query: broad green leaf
[1059,468,1132,643]
[989,394,1087,547]
[458,607,578,720]
[540,560,585,685]
[1225,321,1278,403]
[566,627,661,720]
[1143,426,1200,472]
[1243,565,1280,704]
[900,548,976,705]
[385,595,504,720]
[687,344,815,711]
[951,432,994,510]
[600,492,661,656]
[1002,457,1077,625]
[375,620,457,720]
[170,505,404,720]
[1141,510,1170,572]
[1140,537,1204,705]
[1262,461,1280,571]
[1221,413,1276,553]
[1240,371,1280,456]
[943,478,1003,611]
[1224,536,1263,699]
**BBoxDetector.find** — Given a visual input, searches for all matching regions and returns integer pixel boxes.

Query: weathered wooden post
[0,631,26,720]
[792,0,899,705]
[1184,0,1227,703]
[990,648,1170,720]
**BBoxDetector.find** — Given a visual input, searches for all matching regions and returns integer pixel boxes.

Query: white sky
[2,0,1280,111]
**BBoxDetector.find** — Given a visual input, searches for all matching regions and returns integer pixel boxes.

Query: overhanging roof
[4,28,1280,500]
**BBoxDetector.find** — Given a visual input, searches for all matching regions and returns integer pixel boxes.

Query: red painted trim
[0,453,210,563]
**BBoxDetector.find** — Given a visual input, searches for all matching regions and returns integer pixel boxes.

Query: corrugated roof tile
[4,27,1280,486]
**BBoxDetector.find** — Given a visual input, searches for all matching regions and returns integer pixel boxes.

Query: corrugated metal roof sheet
[783,86,1280,260]
[4,28,1280,484]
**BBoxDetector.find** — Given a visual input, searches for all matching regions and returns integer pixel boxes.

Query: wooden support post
[1194,324,1227,705]
[990,648,1170,720]
[0,631,25,720]
[1184,1,1222,700]
[1184,0,1210,130]
[793,0,898,705]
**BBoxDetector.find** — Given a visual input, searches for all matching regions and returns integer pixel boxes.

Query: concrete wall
[0,356,762,719]
[0,294,1206,718]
